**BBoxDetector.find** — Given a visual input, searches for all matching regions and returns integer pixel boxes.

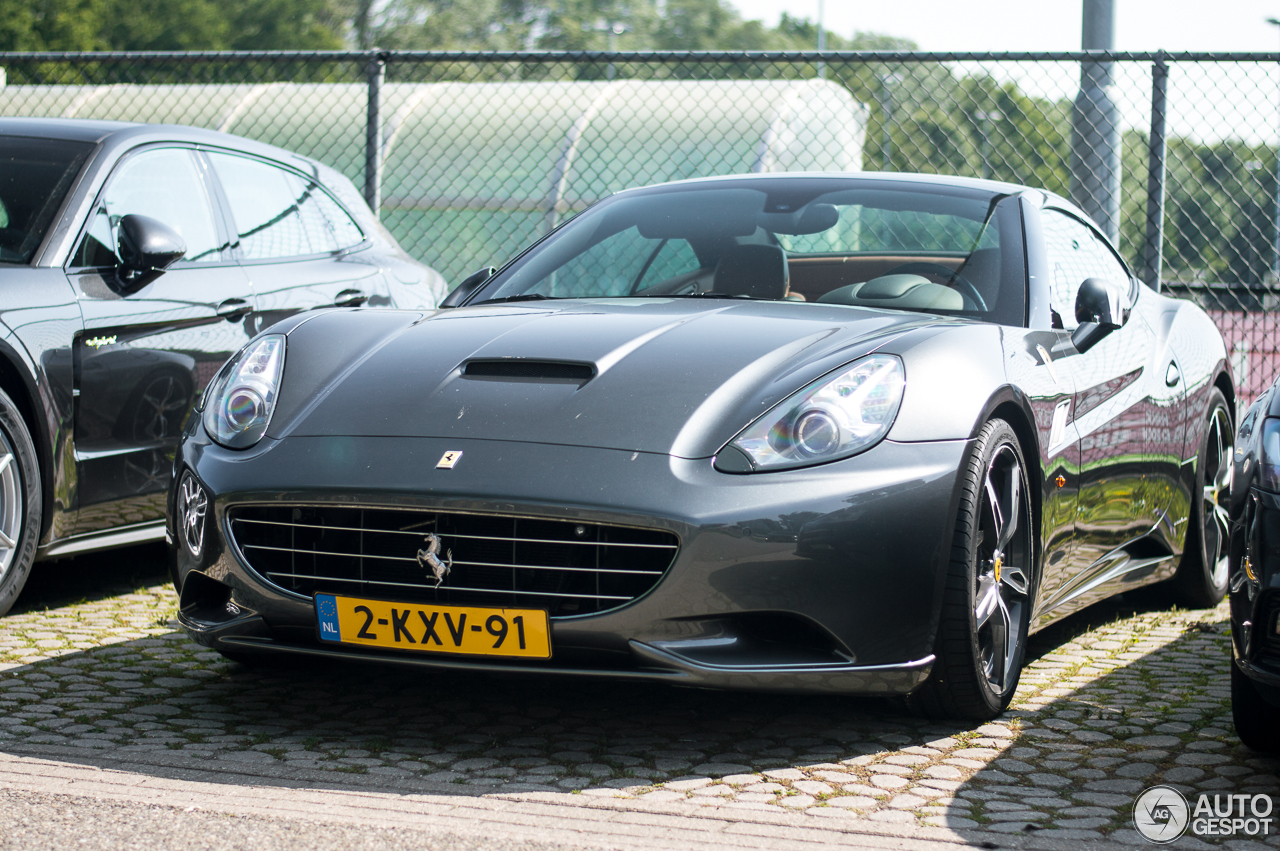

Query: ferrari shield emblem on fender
[436,450,462,469]
[417,534,453,587]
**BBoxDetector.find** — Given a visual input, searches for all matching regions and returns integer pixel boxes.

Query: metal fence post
[1070,0,1121,241]
[1143,54,1168,291]
[365,51,385,216]
[1273,55,1280,283]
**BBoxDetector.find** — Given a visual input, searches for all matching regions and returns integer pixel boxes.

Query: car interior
[489,183,1025,325]
[0,136,94,265]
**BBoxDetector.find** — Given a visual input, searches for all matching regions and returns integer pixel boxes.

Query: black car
[1228,376,1280,751]
[171,173,1232,719]
[0,117,444,616]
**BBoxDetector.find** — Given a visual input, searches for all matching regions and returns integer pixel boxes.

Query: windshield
[480,178,1026,325]
[0,136,94,265]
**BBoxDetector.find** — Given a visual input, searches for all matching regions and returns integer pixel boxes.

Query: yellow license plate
[314,594,551,659]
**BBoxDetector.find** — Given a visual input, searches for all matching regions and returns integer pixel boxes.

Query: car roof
[610,170,1107,237]
[621,170,1042,197]
[0,117,138,143]
[0,116,322,171]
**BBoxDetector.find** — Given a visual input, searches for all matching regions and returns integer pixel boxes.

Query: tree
[360,0,539,50]
[0,0,106,50]
[98,0,347,50]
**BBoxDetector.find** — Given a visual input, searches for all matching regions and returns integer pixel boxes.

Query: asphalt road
[0,545,1275,849]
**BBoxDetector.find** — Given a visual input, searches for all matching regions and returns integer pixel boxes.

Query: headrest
[713,244,789,300]
[855,274,932,299]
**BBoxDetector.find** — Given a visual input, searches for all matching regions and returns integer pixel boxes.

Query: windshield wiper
[473,293,558,305]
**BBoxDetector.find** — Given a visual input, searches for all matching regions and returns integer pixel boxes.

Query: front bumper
[171,431,968,695]
[1231,487,1280,699]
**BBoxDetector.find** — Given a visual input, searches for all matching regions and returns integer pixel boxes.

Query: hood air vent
[463,359,594,382]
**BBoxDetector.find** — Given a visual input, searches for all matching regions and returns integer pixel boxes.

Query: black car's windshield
[0,136,94,265]
[481,178,1026,325]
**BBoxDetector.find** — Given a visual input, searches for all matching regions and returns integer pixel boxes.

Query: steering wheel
[885,262,988,312]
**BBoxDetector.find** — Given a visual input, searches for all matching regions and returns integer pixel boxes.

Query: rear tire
[1232,662,1280,753]
[909,419,1034,720]
[0,388,40,618]
[1173,389,1232,608]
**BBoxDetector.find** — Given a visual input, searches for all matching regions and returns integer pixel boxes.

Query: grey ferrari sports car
[169,173,1232,719]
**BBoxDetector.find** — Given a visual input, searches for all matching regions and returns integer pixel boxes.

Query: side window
[207,152,363,261]
[636,239,700,290]
[1041,210,1130,330]
[309,187,364,249]
[73,148,221,267]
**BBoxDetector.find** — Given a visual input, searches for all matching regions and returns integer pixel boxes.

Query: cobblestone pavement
[1,546,1278,848]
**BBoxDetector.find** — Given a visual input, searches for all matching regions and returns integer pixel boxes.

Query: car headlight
[202,335,285,449]
[716,354,905,473]
[1259,417,1280,491]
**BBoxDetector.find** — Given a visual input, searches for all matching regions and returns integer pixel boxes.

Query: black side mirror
[116,214,185,293]
[1070,277,1128,353]
[439,266,495,308]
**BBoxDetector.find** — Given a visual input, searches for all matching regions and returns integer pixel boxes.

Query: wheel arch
[1214,365,1236,424]
[0,339,55,539]
[971,389,1043,513]
[975,389,1045,592]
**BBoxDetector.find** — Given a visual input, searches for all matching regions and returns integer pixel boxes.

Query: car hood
[269,299,940,458]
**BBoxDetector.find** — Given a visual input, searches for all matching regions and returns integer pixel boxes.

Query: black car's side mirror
[116,214,186,293]
[439,266,496,308]
[1070,277,1128,353]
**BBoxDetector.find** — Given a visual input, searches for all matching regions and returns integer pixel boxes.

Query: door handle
[216,298,251,321]
[1165,361,1181,387]
[333,288,368,307]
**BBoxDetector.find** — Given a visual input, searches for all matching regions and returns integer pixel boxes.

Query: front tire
[0,388,41,617]
[1232,663,1280,753]
[910,419,1034,720]
[1172,389,1232,608]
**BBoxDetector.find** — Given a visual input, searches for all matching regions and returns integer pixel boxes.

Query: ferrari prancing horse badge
[436,450,462,469]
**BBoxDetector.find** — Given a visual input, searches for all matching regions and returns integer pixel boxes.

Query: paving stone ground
[1,545,1277,847]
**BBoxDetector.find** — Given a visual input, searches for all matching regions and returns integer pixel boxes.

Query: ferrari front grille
[226,505,678,618]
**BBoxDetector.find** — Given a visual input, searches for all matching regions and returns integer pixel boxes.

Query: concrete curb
[0,751,1142,851]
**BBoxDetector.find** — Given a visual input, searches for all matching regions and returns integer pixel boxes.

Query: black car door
[1037,209,1159,604]
[203,150,387,331]
[65,145,257,534]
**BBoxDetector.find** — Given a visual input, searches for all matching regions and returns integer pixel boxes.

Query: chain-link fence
[2,49,1278,401]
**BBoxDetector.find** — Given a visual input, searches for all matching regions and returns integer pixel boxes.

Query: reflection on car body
[171,173,1232,720]
[0,117,446,616]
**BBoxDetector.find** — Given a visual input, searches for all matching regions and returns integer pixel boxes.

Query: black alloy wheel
[0,388,42,617]
[1173,389,1232,607]
[1232,663,1280,753]
[910,418,1034,720]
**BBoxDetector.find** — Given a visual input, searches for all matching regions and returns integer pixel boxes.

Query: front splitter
[202,633,933,695]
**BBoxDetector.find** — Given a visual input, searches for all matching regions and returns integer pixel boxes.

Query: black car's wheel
[1173,389,1232,608]
[0,388,41,618]
[909,419,1034,720]
[1232,662,1280,753]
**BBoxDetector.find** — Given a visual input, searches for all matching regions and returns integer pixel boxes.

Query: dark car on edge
[1228,375,1280,751]
[0,117,445,616]
[171,173,1232,720]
